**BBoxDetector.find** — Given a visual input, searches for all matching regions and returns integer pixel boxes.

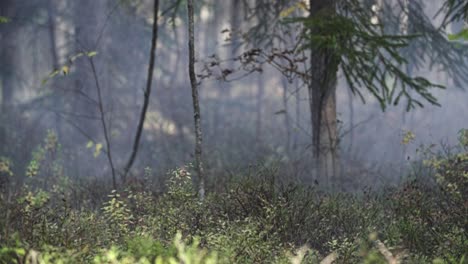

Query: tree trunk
[282,78,291,154]
[346,85,355,155]
[47,0,63,140]
[293,80,301,151]
[0,0,15,155]
[187,0,205,200]
[123,0,160,183]
[0,51,13,113]
[255,73,264,154]
[308,0,339,189]
[0,0,15,113]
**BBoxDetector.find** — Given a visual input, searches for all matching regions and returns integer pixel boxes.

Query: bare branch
[89,57,117,190]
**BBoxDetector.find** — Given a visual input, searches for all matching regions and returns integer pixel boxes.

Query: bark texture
[308,0,340,188]
[188,0,205,200]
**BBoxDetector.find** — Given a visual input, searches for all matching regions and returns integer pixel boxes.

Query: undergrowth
[0,130,466,263]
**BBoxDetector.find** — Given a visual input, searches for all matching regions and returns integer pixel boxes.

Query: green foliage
[458,128,468,148]
[423,129,468,202]
[24,130,64,184]
[0,16,10,23]
[0,157,14,178]
[102,190,134,236]
[18,189,50,213]
[0,234,218,264]
[86,141,104,158]
[0,133,467,263]
[448,28,468,40]
[286,2,443,111]
[26,159,40,178]
[0,157,12,209]
[439,0,468,27]
[0,247,26,264]
[401,130,416,145]
[91,233,219,264]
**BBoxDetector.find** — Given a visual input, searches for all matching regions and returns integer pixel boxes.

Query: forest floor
[0,137,467,263]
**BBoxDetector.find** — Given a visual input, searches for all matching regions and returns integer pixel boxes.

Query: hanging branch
[122,0,160,182]
[437,0,468,27]
[187,0,205,200]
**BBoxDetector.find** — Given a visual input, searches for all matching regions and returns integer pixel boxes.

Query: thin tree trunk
[346,85,354,155]
[255,74,264,153]
[47,0,59,70]
[400,0,410,125]
[293,80,301,151]
[282,78,291,154]
[122,0,160,182]
[0,0,14,113]
[0,0,15,155]
[72,0,102,165]
[308,0,340,189]
[89,59,117,189]
[399,0,412,177]
[0,52,13,114]
[47,0,63,140]
[187,0,205,200]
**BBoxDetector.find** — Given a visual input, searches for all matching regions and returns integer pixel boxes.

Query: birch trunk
[187,0,205,200]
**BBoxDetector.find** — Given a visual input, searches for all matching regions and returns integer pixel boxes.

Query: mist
[1,0,467,190]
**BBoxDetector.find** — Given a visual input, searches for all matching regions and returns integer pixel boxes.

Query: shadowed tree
[306,0,340,187]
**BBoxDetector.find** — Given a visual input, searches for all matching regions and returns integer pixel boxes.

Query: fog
[1,0,467,190]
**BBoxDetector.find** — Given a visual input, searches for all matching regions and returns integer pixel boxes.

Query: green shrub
[0,131,467,263]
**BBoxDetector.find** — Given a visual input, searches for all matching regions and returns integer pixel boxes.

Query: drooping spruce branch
[438,0,468,27]
[383,0,468,89]
[122,0,160,182]
[286,2,444,111]
[200,0,467,111]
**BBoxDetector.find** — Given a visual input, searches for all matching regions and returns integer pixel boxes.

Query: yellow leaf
[297,1,308,11]
[50,69,60,78]
[401,130,415,145]
[70,52,84,62]
[87,51,98,57]
[280,2,308,18]
[280,6,297,18]
[62,65,69,75]
[94,143,103,157]
[86,141,94,149]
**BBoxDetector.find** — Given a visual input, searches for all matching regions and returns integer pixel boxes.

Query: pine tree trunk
[308,0,339,189]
